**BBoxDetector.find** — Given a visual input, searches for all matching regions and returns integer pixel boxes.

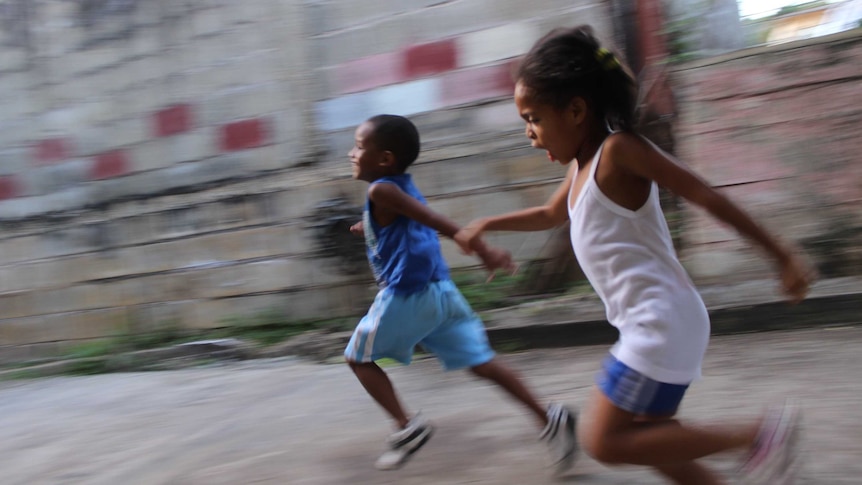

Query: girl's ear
[568,96,589,125]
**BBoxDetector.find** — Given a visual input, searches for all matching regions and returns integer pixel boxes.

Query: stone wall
[0,0,613,361]
[2,1,857,362]
[673,30,862,283]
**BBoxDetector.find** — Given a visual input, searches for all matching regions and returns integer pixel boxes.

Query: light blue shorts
[596,354,690,416]
[344,279,495,371]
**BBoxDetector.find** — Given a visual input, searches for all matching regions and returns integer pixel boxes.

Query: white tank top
[568,138,710,384]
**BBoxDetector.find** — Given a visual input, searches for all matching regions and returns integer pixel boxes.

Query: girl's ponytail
[596,48,638,131]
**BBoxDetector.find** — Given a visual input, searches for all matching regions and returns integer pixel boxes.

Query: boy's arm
[368,182,461,238]
[455,162,577,254]
[368,182,512,272]
[607,133,815,302]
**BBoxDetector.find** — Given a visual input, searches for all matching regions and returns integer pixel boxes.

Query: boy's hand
[779,251,817,304]
[454,219,487,255]
[349,220,364,236]
[476,245,517,281]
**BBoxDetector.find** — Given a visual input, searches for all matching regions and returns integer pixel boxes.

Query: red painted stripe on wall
[221,118,269,152]
[0,175,20,200]
[403,39,457,79]
[154,103,194,137]
[439,62,516,107]
[91,150,130,180]
[33,138,70,165]
[334,52,403,95]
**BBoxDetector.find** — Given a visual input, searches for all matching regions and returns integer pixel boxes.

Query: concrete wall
[0,0,614,361]
[673,30,862,283]
[2,1,857,362]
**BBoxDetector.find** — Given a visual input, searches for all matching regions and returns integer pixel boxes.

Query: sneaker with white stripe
[539,403,578,474]
[375,413,434,470]
[739,400,803,484]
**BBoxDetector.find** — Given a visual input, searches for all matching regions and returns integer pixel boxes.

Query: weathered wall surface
[0,0,321,361]
[0,0,613,361]
[2,1,857,362]
[673,30,862,283]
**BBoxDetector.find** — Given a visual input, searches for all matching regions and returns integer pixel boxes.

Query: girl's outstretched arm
[606,133,816,302]
[455,162,577,255]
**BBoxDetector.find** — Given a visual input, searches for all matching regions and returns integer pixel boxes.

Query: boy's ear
[379,150,397,168]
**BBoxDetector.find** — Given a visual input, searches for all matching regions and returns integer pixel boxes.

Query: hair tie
[595,47,620,71]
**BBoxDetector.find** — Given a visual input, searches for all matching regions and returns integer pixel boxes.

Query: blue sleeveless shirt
[363,174,450,295]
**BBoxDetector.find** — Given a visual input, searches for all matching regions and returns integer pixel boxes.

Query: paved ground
[1,327,860,484]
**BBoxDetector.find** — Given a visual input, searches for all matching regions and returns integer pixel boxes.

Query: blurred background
[0,0,859,364]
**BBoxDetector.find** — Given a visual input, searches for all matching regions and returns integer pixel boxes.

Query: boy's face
[514,81,584,165]
[348,122,392,182]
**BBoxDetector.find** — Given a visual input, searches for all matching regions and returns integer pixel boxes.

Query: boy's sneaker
[539,403,578,474]
[375,413,434,470]
[739,400,803,484]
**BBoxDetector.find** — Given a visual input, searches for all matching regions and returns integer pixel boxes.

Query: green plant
[0,369,41,381]
[494,339,527,353]
[124,322,192,351]
[563,279,595,296]
[664,15,701,64]
[63,319,194,362]
[215,310,355,346]
[63,358,109,376]
[451,270,527,312]
[66,340,117,359]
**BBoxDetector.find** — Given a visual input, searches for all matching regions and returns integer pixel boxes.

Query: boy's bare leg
[470,358,549,428]
[349,361,410,428]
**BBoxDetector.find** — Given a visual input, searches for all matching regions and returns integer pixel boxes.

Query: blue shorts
[344,279,495,371]
[596,354,690,416]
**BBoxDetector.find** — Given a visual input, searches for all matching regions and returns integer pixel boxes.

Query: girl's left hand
[779,252,817,304]
[476,245,517,281]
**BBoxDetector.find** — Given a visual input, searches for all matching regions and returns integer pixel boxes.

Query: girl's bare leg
[579,387,758,481]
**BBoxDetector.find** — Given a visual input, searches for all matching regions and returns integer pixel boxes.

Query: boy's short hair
[366,114,420,172]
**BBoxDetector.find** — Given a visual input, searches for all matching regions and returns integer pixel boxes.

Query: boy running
[344,114,577,472]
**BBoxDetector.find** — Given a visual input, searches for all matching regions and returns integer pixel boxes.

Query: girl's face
[514,81,584,165]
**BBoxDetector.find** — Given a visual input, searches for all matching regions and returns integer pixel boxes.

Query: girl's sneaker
[739,400,803,484]
[375,413,434,470]
[539,403,578,474]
